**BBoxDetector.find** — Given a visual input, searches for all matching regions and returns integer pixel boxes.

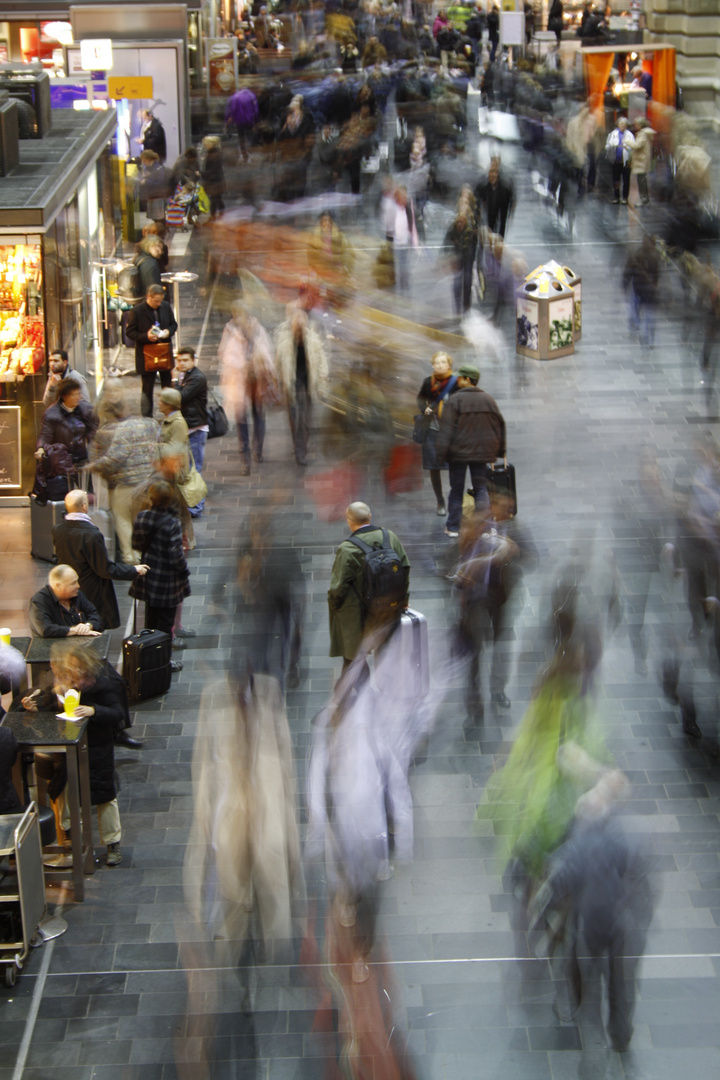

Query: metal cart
[0,804,46,987]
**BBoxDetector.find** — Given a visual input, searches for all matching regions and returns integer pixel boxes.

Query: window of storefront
[0,239,44,382]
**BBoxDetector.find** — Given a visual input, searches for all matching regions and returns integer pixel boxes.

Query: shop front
[0,106,117,504]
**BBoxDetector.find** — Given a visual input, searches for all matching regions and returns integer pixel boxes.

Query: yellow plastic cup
[0,627,10,646]
[63,689,80,717]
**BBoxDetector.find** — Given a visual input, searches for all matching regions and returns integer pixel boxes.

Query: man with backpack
[328,502,410,677]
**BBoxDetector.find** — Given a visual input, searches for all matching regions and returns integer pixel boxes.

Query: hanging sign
[80,38,113,71]
[107,76,154,100]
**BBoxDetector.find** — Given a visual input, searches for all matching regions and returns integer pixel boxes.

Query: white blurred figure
[183,672,304,1030]
[306,656,414,978]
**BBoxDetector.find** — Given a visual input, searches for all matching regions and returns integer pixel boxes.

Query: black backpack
[349,528,406,622]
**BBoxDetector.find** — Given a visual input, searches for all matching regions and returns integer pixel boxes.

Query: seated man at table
[29,565,102,639]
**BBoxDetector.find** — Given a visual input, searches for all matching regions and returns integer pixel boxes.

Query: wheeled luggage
[30,495,64,562]
[122,628,172,703]
[374,607,430,699]
[486,458,517,516]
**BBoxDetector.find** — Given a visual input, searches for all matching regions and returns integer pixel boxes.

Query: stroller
[166,180,211,230]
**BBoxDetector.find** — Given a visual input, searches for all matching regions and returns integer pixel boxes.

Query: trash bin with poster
[515,265,577,361]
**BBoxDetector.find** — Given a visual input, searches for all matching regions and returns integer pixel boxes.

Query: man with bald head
[328,502,410,676]
[52,490,148,631]
[29,564,103,639]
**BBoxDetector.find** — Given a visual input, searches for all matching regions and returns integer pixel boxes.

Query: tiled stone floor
[2,100,720,1079]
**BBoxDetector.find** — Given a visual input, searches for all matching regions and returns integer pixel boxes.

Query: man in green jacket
[328,502,410,675]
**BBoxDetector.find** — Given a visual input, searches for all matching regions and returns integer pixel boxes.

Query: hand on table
[73,705,95,718]
[69,624,101,637]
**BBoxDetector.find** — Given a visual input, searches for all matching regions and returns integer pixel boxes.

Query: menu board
[0,405,21,488]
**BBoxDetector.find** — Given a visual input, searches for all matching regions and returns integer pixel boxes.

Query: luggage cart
[0,805,46,987]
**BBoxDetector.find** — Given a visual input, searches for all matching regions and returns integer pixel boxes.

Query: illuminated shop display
[0,243,44,380]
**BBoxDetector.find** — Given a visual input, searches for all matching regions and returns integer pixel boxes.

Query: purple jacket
[225,89,259,129]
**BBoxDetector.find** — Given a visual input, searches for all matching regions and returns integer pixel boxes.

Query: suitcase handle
[490,458,508,471]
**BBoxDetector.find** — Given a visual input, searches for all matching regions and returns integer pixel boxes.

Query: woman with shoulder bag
[416,351,458,517]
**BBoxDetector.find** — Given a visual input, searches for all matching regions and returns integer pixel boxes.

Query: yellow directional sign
[107,76,153,100]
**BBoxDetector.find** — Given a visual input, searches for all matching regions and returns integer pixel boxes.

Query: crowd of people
[2,6,720,1075]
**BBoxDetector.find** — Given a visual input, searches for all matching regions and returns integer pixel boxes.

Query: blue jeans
[447,462,489,532]
[628,286,655,349]
[188,429,208,515]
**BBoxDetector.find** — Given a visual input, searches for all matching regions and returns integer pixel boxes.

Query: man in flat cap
[436,364,506,538]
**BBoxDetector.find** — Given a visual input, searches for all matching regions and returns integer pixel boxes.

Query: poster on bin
[549,296,574,351]
[516,296,538,352]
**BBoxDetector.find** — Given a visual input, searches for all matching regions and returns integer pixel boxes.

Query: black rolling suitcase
[30,495,64,562]
[486,458,517,516]
[123,628,172,703]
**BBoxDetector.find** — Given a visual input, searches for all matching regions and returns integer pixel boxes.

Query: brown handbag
[143,342,172,372]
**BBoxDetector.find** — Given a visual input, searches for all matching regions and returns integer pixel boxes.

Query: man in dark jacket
[475,156,515,238]
[175,346,209,517]
[29,564,103,638]
[125,284,178,418]
[140,108,167,161]
[436,364,506,537]
[52,490,149,630]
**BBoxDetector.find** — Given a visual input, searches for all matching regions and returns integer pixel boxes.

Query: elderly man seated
[29,564,102,639]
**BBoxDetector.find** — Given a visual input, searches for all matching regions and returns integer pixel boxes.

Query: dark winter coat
[125,299,178,378]
[29,584,102,638]
[38,400,98,465]
[134,252,163,295]
[436,386,506,465]
[142,116,167,160]
[52,517,138,630]
[129,507,190,609]
[177,366,209,430]
[201,146,226,198]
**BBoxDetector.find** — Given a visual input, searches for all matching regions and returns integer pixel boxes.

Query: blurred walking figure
[183,671,304,1040]
[274,305,328,467]
[630,117,655,206]
[416,351,458,516]
[384,184,418,295]
[623,234,660,349]
[90,399,158,564]
[453,491,536,719]
[444,189,479,315]
[236,511,305,691]
[218,302,276,475]
[306,659,414,983]
[539,786,658,1051]
[477,632,609,881]
[679,440,720,642]
[474,156,515,240]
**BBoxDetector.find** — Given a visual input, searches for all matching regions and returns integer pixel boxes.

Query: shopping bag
[384,443,423,496]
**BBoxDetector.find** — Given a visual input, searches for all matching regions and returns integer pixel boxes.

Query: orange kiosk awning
[582,43,676,133]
